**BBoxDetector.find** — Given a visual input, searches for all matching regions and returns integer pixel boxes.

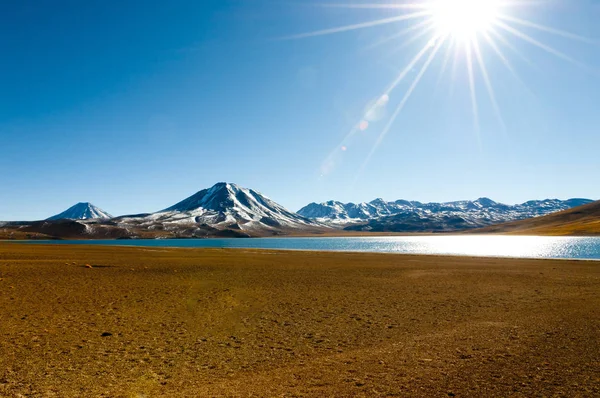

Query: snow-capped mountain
[298,197,594,231]
[298,199,422,221]
[47,202,112,221]
[117,182,321,236]
[8,186,593,239]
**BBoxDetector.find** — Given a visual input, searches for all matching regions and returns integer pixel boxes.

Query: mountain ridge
[1,184,596,239]
[471,200,600,235]
[298,197,593,225]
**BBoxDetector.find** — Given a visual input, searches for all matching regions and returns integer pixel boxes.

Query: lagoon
[20,236,600,260]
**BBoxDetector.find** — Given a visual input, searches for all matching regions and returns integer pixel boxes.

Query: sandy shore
[0,243,598,397]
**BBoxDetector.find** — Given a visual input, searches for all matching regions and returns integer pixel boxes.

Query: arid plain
[0,243,598,397]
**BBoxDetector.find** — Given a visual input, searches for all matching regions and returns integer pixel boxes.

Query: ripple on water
[18,236,600,260]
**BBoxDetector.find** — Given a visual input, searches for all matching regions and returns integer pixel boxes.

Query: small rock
[101,332,113,337]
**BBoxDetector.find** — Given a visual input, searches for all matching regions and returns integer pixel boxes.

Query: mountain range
[0,183,324,239]
[473,200,600,236]
[0,182,596,239]
[298,197,594,232]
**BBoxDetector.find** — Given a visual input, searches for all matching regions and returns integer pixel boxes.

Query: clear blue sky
[1,0,599,220]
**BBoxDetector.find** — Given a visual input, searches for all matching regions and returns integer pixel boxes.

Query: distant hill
[47,202,112,220]
[473,200,600,236]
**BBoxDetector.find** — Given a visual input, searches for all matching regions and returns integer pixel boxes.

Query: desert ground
[0,243,598,397]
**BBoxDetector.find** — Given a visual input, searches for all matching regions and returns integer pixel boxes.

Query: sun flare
[287,1,593,178]
[429,0,501,42]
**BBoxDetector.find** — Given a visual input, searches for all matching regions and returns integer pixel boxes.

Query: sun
[428,0,501,42]
[286,0,592,177]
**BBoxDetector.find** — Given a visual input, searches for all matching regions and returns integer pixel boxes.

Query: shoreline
[6,236,600,262]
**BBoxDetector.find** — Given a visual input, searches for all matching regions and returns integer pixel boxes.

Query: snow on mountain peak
[474,197,497,207]
[297,197,595,228]
[154,182,316,230]
[47,202,112,221]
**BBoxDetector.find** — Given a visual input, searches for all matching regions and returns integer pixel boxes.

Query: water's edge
[9,241,600,262]
[8,236,600,261]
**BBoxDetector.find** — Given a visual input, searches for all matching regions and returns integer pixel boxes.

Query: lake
[19,236,600,260]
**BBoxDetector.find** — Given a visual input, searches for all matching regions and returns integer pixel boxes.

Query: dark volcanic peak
[47,202,112,221]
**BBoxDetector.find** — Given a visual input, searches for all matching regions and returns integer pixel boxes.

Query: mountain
[4,186,595,239]
[299,197,594,232]
[162,182,312,226]
[5,183,327,239]
[472,200,600,236]
[344,211,485,233]
[47,202,112,221]
[297,199,412,221]
[115,182,325,237]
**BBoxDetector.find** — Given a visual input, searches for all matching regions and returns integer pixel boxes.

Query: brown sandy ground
[0,244,598,397]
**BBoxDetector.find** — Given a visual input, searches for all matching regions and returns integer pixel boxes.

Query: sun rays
[429,0,501,42]
[286,1,596,178]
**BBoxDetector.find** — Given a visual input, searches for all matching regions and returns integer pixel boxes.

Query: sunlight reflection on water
[22,236,600,260]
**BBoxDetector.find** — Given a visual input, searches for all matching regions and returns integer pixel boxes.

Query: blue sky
[1,0,599,220]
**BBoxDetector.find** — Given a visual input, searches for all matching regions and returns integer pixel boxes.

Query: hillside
[473,200,600,236]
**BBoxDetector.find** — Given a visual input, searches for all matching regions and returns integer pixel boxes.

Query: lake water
[20,236,600,260]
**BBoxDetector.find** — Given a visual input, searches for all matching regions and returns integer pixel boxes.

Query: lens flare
[289,1,595,178]
[429,0,501,42]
